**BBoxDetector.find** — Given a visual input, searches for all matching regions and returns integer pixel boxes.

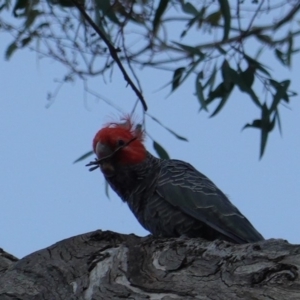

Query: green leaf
[153,0,169,34]
[95,0,120,25]
[0,0,10,11]
[73,150,94,164]
[241,66,255,88]
[243,106,273,158]
[195,72,207,111]
[205,11,221,26]
[245,104,275,159]
[21,36,31,47]
[218,0,231,41]
[275,49,287,66]
[179,56,205,86]
[275,110,282,135]
[260,104,273,159]
[203,64,217,91]
[221,59,232,89]
[207,63,235,116]
[269,79,290,102]
[50,0,82,7]
[287,32,293,67]
[207,82,228,102]
[24,10,41,29]
[270,79,290,112]
[147,114,188,141]
[165,129,188,141]
[244,55,271,77]
[287,89,298,98]
[196,6,207,28]
[5,41,18,60]
[235,74,261,108]
[13,0,28,17]
[180,7,206,37]
[173,42,205,58]
[222,61,261,108]
[256,34,273,45]
[269,79,280,89]
[105,180,110,199]
[180,2,198,15]
[94,7,107,35]
[35,22,50,30]
[242,119,263,131]
[209,85,233,117]
[172,67,185,91]
[153,141,170,159]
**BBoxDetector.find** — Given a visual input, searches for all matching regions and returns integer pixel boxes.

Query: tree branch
[274,2,300,30]
[0,230,299,299]
[70,0,148,111]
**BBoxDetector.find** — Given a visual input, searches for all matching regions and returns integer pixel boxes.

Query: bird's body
[91,117,264,244]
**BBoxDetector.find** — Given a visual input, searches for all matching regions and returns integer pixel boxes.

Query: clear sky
[1,11,300,258]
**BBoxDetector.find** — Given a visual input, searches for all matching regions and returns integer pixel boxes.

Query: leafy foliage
[73,150,94,164]
[1,0,300,157]
[153,140,170,160]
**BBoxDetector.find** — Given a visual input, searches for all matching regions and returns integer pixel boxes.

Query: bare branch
[70,0,148,111]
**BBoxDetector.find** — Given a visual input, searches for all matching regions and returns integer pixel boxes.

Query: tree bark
[0,230,299,299]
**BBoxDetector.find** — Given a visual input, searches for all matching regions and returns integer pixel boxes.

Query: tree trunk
[0,230,299,299]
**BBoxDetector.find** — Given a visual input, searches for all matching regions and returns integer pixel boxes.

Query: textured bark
[0,230,299,300]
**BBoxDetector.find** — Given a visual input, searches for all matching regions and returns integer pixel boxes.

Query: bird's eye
[117,139,125,146]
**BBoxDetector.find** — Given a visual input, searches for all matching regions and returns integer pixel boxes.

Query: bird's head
[92,116,146,177]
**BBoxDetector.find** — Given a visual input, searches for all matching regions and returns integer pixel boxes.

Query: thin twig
[246,0,265,32]
[274,2,300,29]
[86,137,137,171]
[70,0,148,111]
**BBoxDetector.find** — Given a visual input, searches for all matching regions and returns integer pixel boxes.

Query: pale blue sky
[1,13,300,258]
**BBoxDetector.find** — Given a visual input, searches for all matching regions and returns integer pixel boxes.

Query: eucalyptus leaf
[73,150,94,164]
[153,0,169,34]
[172,67,185,91]
[180,2,198,16]
[195,72,207,111]
[153,141,170,159]
[218,0,231,41]
[147,114,188,141]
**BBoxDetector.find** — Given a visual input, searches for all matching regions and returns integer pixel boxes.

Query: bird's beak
[95,142,112,158]
[95,142,115,177]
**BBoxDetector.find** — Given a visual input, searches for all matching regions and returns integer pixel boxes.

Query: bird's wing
[156,159,264,243]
